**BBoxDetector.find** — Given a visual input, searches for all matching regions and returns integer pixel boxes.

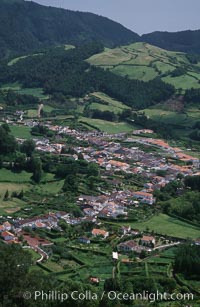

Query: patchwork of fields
[87,42,200,90]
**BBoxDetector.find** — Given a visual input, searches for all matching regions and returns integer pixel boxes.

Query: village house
[133,129,154,135]
[141,235,156,247]
[133,191,155,205]
[92,228,109,238]
[118,240,144,253]
[1,231,15,241]
[20,232,53,248]
[90,277,99,284]
[121,225,131,235]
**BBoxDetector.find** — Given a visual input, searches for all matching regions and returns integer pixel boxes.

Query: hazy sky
[26,0,200,35]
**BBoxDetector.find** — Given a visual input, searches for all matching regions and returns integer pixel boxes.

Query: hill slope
[142,30,200,54]
[87,42,200,90]
[0,0,139,59]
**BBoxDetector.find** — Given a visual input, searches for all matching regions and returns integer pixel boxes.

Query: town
[0,114,200,286]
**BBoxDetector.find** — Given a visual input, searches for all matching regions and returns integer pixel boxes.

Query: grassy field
[89,92,130,114]
[0,178,30,214]
[112,64,157,81]
[26,104,55,117]
[162,74,200,90]
[141,104,200,131]
[9,125,32,139]
[0,169,32,182]
[0,82,49,99]
[1,82,21,91]
[79,117,134,133]
[34,180,64,195]
[0,197,27,214]
[27,109,38,117]
[0,169,58,214]
[15,87,49,99]
[127,214,200,239]
[105,213,200,239]
[87,42,200,90]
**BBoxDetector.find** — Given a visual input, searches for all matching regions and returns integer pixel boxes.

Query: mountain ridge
[0,0,139,59]
[142,29,200,54]
[1,0,200,60]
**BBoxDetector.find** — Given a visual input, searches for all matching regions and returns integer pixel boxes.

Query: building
[91,228,109,238]
[1,231,15,241]
[79,237,91,244]
[121,226,131,235]
[118,240,143,253]
[133,191,155,205]
[141,235,155,246]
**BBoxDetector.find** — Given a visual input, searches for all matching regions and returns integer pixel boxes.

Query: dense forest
[174,244,200,278]
[0,43,175,109]
[0,0,139,59]
[184,88,200,104]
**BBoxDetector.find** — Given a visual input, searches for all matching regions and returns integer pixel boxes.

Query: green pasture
[9,125,32,138]
[90,92,130,113]
[79,117,134,133]
[112,65,157,81]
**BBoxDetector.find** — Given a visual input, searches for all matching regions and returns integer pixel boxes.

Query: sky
[26,0,200,35]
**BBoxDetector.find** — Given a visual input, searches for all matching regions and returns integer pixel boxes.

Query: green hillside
[87,42,200,90]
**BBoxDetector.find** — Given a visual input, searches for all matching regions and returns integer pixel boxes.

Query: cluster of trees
[185,175,200,191]
[3,189,24,202]
[58,160,100,194]
[31,125,54,138]
[0,123,17,155]
[0,126,44,184]
[186,53,200,64]
[155,178,200,223]
[0,42,175,110]
[184,88,200,104]
[170,67,186,77]
[162,191,200,223]
[189,121,200,141]
[90,109,116,121]
[174,244,200,278]
[189,129,200,141]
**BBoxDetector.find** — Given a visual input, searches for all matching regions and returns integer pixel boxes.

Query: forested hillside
[0,43,175,109]
[0,0,139,59]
